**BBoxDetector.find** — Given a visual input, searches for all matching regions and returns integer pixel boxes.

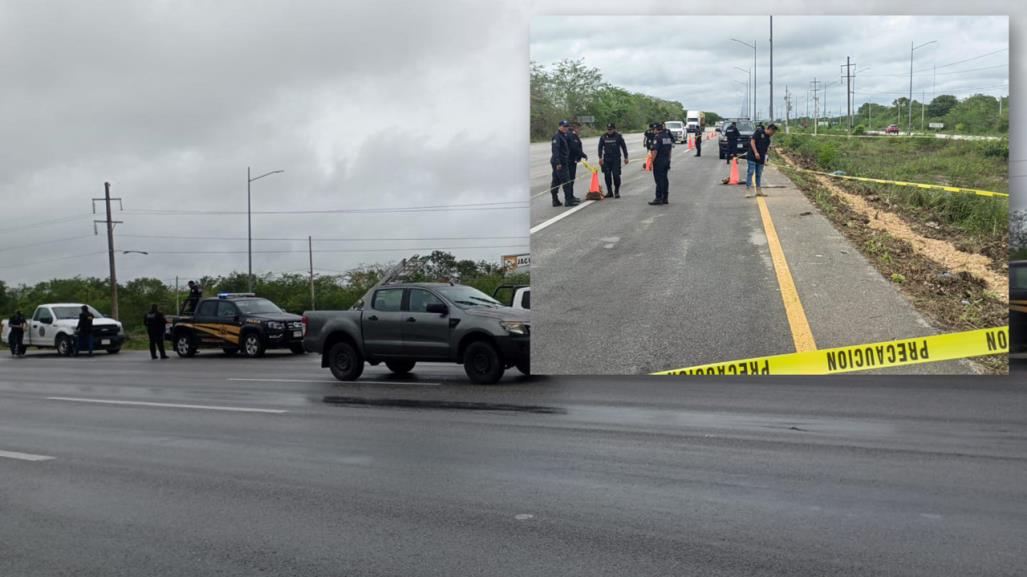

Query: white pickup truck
[1,303,126,356]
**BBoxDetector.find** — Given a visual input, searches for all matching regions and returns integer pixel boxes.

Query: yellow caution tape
[579,159,600,173]
[653,326,1008,376]
[790,166,1008,199]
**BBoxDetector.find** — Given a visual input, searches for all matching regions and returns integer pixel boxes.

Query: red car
[885,124,900,135]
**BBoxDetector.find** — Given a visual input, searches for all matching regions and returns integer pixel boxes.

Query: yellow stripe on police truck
[653,326,1008,376]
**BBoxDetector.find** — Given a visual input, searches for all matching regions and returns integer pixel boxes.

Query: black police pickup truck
[1011,260,1027,359]
[302,283,530,384]
[167,293,305,358]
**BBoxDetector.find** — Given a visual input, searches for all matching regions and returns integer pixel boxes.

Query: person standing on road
[694,125,703,157]
[567,122,588,198]
[143,304,169,360]
[598,123,629,198]
[648,122,674,205]
[549,120,580,208]
[7,310,26,356]
[724,122,740,164]
[75,305,94,357]
[746,123,777,197]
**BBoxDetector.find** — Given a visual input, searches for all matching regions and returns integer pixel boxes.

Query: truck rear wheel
[175,333,197,358]
[385,360,415,375]
[464,341,504,385]
[328,341,364,381]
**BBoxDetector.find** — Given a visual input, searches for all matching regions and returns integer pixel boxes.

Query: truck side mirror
[426,303,448,315]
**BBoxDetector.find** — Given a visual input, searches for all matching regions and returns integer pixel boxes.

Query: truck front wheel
[241,332,266,358]
[175,334,197,358]
[328,341,364,381]
[464,341,504,384]
[56,335,74,357]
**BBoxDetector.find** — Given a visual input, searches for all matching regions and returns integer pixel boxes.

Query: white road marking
[514,513,535,520]
[229,377,441,387]
[0,449,55,462]
[530,200,595,235]
[46,397,287,414]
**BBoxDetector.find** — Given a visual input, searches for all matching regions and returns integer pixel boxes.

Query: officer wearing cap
[566,122,588,198]
[643,122,657,152]
[648,122,674,205]
[598,123,628,198]
[549,120,580,207]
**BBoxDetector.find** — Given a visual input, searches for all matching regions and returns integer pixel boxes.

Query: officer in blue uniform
[549,120,580,207]
[648,122,674,205]
[598,123,628,198]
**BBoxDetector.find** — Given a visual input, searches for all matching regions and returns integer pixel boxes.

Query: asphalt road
[1,351,1025,576]
[530,132,980,375]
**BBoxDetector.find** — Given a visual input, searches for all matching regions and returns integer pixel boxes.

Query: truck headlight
[500,321,528,335]
[266,321,284,330]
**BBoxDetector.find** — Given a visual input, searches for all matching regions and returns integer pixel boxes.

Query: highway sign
[503,254,530,271]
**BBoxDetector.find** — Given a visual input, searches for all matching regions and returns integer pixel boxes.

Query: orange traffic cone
[728,157,740,185]
[645,153,653,172]
[687,134,695,150]
[585,169,603,200]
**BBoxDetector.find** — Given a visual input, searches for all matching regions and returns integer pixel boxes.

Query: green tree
[927,94,958,118]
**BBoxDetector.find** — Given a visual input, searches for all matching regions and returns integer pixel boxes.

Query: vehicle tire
[175,333,197,358]
[56,335,74,357]
[289,344,306,355]
[222,347,239,356]
[328,341,364,381]
[106,347,121,354]
[463,341,504,385]
[241,332,266,358]
[515,357,530,376]
[385,360,415,375]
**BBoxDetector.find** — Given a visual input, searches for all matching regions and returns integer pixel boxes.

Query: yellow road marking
[756,196,817,353]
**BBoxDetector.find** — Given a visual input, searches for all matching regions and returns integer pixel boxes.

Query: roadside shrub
[977,139,1009,160]
[852,124,865,136]
[817,141,840,168]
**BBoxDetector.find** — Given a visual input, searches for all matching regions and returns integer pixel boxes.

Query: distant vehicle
[492,285,530,311]
[303,283,530,384]
[686,111,705,133]
[1011,260,1027,357]
[718,118,755,159]
[885,124,900,135]
[664,121,686,143]
[166,293,305,358]
[1,303,124,356]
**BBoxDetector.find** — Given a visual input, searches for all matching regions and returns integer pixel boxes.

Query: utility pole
[921,90,926,130]
[810,78,821,135]
[308,235,316,311]
[909,39,937,134]
[784,84,790,133]
[841,57,855,132]
[247,167,285,293]
[769,16,774,122]
[92,182,123,320]
[175,276,180,315]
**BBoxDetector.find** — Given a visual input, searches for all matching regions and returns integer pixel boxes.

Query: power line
[118,233,529,242]
[0,214,93,236]
[0,251,108,270]
[139,244,530,256]
[0,234,96,254]
[121,200,528,217]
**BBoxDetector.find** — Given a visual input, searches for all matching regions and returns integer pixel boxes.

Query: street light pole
[734,66,751,119]
[247,167,284,293]
[909,39,937,134]
[732,38,757,121]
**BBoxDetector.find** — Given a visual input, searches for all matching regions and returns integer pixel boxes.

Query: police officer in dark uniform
[694,124,703,157]
[724,121,740,164]
[143,304,169,360]
[182,280,202,314]
[643,123,657,151]
[598,123,629,198]
[648,122,674,205]
[549,120,580,207]
[566,122,588,197]
[7,310,26,356]
[75,305,94,357]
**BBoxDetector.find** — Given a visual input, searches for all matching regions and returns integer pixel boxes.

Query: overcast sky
[0,1,1023,286]
[532,15,1008,121]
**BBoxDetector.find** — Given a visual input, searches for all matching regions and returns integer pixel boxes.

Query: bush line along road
[529,131,1002,375]
[1,351,1024,576]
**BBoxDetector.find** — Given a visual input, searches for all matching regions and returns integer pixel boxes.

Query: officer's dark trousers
[550,163,569,203]
[695,138,701,157]
[148,332,166,359]
[565,162,578,200]
[8,330,23,355]
[727,142,737,164]
[602,162,622,194]
[653,162,670,202]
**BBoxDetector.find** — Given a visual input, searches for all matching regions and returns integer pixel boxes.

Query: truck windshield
[734,121,755,132]
[234,299,284,314]
[665,122,683,129]
[52,306,103,320]
[435,286,503,309]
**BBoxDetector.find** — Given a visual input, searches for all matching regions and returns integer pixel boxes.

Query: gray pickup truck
[303,283,530,384]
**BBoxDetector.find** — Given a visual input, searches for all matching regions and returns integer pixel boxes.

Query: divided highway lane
[529,135,975,375]
[1,353,1024,576]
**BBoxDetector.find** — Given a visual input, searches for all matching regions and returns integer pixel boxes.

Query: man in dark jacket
[549,120,580,207]
[75,305,94,357]
[566,122,588,198]
[143,304,169,360]
[648,123,674,205]
[724,122,740,164]
[7,310,26,356]
[598,123,629,198]
[183,280,202,314]
[746,123,777,197]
